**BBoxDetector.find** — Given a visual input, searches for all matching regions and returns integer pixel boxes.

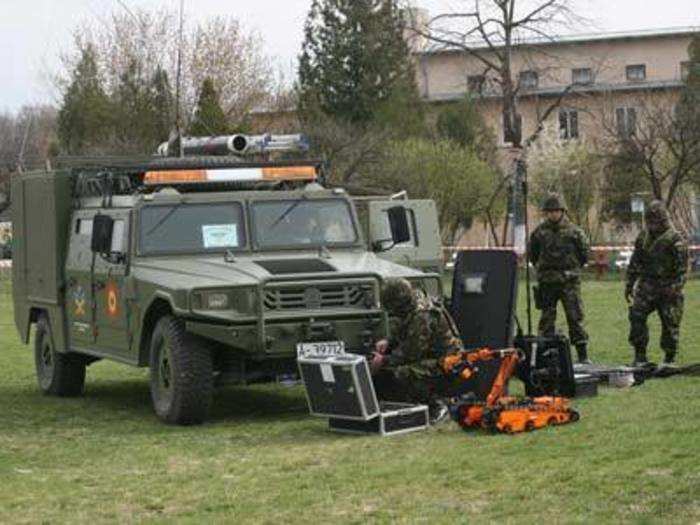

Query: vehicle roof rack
[60,157,327,199]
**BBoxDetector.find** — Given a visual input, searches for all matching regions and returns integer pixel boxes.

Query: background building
[417,27,696,146]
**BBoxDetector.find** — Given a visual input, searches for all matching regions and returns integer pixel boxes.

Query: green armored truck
[12,135,443,424]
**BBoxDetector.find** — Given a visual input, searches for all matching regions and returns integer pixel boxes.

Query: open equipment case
[297,353,429,436]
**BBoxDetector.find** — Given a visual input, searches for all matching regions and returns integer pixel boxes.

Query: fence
[443,245,700,280]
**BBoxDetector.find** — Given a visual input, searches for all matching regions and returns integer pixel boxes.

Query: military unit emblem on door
[106,281,119,317]
[73,286,86,317]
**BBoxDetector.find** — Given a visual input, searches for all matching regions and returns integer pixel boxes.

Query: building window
[626,64,646,82]
[519,70,539,90]
[559,109,579,140]
[616,107,637,138]
[572,68,593,85]
[467,75,485,94]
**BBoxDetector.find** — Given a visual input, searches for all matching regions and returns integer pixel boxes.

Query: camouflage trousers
[537,280,589,347]
[629,279,684,353]
[372,362,447,406]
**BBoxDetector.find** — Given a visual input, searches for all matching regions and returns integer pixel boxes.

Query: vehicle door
[368,199,443,273]
[92,209,132,358]
[65,211,97,349]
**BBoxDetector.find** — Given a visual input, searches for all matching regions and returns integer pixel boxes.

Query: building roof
[419,26,700,56]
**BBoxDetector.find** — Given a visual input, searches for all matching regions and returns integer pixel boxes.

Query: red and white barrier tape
[443,245,700,252]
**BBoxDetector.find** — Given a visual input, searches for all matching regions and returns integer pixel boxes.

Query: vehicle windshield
[139,203,245,255]
[252,199,357,249]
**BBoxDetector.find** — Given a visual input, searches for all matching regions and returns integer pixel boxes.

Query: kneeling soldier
[626,201,688,366]
[371,278,463,423]
[529,193,592,364]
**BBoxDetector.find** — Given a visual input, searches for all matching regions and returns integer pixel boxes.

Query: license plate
[297,341,346,358]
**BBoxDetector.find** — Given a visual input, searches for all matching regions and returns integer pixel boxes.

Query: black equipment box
[297,354,379,420]
[515,334,580,398]
[329,402,429,436]
[450,250,519,400]
[574,374,599,398]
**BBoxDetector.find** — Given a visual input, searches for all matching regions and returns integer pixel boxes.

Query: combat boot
[576,343,592,365]
[663,351,677,365]
[631,348,648,368]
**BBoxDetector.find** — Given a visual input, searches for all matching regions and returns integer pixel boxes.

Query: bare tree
[0,106,58,212]
[404,1,588,249]
[600,90,700,229]
[55,7,274,131]
[0,106,57,171]
[406,0,585,148]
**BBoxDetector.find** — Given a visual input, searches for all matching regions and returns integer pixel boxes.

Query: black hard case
[297,354,380,420]
[329,402,429,436]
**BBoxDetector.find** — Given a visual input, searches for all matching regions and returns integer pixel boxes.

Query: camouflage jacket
[627,228,688,289]
[529,218,590,284]
[386,293,463,374]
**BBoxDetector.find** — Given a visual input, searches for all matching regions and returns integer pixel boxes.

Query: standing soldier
[529,194,591,364]
[371,278,463,423]
[626,201,688,366]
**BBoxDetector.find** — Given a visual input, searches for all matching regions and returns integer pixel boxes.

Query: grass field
[0,279,698,523]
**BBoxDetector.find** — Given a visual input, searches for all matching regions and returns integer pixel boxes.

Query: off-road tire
[149,316,213,425]
[34,315,86,397]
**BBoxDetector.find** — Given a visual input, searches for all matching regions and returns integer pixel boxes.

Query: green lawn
[0,280,698,523]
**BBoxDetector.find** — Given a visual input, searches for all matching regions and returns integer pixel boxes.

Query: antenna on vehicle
[17,109,35,173]
[173,0,185,158]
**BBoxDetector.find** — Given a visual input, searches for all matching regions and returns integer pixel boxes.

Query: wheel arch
[22,307,67,353]
[138,297,175,367]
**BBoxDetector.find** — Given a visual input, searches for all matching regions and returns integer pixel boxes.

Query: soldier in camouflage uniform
[529,194,592,364]
[371,278,463,421]
[626,201,689,366]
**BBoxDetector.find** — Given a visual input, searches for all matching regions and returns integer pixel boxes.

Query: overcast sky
[1,0,698,113]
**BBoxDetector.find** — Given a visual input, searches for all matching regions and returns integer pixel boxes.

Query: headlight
[206,293,229,310]
[192,288,256,314]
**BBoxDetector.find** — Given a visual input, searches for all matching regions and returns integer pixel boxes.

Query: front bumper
[186,309,387,358]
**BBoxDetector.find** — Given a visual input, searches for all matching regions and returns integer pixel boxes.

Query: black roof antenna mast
[173,0,185,158]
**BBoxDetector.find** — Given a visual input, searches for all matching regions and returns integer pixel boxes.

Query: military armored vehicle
[11,134,443,424]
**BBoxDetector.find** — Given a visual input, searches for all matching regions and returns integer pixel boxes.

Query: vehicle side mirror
[387,206,410,245]
[91,214,114,254]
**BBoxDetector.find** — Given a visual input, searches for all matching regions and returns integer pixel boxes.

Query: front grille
[263,282,373,311]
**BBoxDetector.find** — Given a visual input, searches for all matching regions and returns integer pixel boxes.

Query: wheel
[149,316,213,425]
[34,315,86,397]
[525,420,535,432]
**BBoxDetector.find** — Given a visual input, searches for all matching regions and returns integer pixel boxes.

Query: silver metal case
[297,353,380,421]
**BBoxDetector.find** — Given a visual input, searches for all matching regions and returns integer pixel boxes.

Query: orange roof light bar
[261,166,317,180]
[144,166,317,185]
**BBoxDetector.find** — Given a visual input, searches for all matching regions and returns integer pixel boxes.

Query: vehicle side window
[378,209,418,247]
[111,220,126,252]
[76,218,93,236]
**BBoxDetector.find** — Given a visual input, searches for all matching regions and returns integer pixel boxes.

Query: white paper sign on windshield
[202,224,239,248]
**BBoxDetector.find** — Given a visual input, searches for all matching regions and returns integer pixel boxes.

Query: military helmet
[541,193,566,212]
[381,278,417,316]
[645,200,670,228]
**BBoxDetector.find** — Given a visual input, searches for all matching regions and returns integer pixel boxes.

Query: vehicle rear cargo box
[12,170,73,342]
